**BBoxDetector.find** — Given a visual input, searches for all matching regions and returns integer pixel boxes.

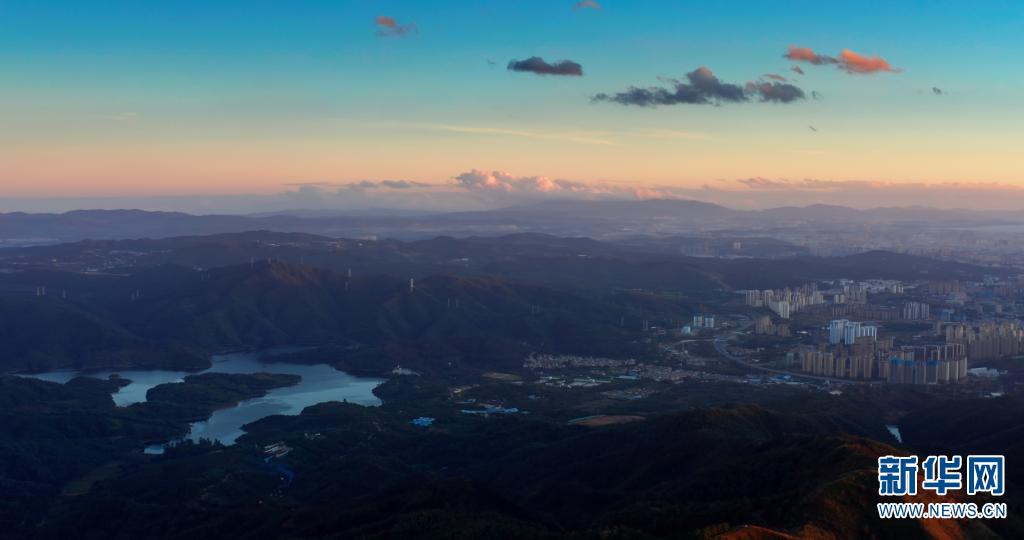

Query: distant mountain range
[1,200,1021,245]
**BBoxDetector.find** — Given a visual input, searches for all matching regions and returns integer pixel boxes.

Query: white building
[829,319,878,345]
[692,314,715,329]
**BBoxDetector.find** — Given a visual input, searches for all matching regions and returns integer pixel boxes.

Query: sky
[1,0,1023,212]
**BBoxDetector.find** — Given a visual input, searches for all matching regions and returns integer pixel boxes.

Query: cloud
[746,80,806,103]
[733,177,894,192]
[573,0,601,10]
[454,169,590,195]
[281,182,345,188]
[272,177,1024,212]
[594,67,804,107]
[785,45,900,74]
[507,56,583,76]
[736,177,791,190]
[932,86,943,95]
[838,48,899,74]
[791,65,805,75]
[376,15,417,37]
[452,169,687,202]
[11,175,1024,214]
[686,67,747,102]
[763,73,788,82]
[784,45,838,65]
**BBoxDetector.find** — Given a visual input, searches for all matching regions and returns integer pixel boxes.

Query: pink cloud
[784,45,837,65]
[785,45,900,75]
[838,49,900,74]
[451,169,685,201]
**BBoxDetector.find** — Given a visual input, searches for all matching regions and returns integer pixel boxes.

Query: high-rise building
[767,299,791,319]
[829,319,878,345]
[902,302,931,321]
[828,319,847,344]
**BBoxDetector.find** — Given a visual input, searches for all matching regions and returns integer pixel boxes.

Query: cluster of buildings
[754,315,791,337]
[884,344,968,384]
[640,364,695,383]
[741,274,1024,386]
[793,317,970,385]
[523,353,636,370]
[744,283,824,319]
[820,278,905,304]
[795,339,967,384]
[942,321,1024,361]
[796,348,874,380]
[832,283,868,305]
[794,332,893,380]
[826,303,900,321]
[746,280,917,322]
[745,280,910,321]
[822,301,932,323]
[928,281,966,295]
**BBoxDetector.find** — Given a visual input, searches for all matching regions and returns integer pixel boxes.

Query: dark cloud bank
[593,67,805,106]
[507,57,584,76]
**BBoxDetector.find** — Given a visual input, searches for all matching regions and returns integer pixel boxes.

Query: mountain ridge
[3,201,1021,245]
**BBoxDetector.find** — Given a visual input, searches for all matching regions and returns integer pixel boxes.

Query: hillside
[24,400,1010,538]
[0,262,654,374]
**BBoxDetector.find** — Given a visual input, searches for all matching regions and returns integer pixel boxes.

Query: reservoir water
[22,349,385,448]
[885,424,903,444]
[26,367,190,407]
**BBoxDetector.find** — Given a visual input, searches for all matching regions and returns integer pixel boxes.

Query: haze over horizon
[5,178,1024,215]
[2,1,1023,214]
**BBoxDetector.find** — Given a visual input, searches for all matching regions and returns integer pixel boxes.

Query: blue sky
[0,0,1021,209]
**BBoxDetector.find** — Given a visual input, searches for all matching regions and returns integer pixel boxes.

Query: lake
[22,349,385,449]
